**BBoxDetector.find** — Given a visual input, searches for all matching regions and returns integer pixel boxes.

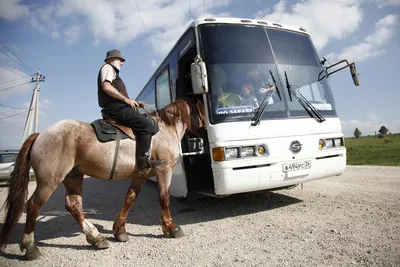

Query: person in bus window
[97,49,164,171]
[246,70,277,104]
[215,81,242,109]
[240,83,259,108]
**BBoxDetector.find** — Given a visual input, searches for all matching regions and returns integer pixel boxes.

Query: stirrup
[138,156,164,170]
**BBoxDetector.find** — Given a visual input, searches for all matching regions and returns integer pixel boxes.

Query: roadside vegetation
[346,130,400,166]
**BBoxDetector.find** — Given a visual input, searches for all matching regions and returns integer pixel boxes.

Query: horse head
[154,98,205,130]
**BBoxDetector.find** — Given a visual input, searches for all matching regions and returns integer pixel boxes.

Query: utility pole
[21,70,45,143]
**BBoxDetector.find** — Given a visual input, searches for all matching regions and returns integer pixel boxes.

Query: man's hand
[259,84,276,94]
[137,100,145,108]
[125,98,140,108]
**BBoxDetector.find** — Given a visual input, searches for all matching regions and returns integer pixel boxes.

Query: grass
[345,133,400,166]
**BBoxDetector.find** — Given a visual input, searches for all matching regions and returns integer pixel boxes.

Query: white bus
[136,17,359,198]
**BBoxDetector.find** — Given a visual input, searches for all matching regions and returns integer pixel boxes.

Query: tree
[378,125,389,135]
[354,127,361,138]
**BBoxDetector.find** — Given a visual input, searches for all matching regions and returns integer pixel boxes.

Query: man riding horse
[98,49,164,171]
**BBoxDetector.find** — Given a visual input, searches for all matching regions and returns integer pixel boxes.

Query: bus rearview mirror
[191,61,208,94]
[350,63,360,86]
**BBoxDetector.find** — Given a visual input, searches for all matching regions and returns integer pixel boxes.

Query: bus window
[156,67,172,108]
[137,83,155,113]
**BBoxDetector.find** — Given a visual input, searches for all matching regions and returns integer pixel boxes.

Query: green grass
[345,133,400,166]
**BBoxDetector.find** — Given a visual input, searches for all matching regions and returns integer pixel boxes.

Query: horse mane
[152,98,197,131]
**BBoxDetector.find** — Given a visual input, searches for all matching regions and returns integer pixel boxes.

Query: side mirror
[350,63,360,86]
[191,56,208,94]
[318,59,361,86]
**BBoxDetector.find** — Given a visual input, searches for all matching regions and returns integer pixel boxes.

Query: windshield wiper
[269,70,282,101]
[251,84,274,126]
[284,71,325,123]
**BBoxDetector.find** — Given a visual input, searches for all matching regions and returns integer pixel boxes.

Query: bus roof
[188,17,308,35]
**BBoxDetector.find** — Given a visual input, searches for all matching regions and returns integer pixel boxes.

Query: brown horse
[0,98,205,260]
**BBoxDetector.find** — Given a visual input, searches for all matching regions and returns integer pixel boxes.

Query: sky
[0,0,399,149]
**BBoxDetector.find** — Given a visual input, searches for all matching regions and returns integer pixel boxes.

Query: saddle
[91,117,136,143]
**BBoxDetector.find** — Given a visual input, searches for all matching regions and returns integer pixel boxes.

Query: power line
[134,0,156,63]
[0,63,25,77]
[0,47,32,74]
[0,75,32,85]
[0,110,29,121]
[0,41,35,72]
[0,81,32,92]
[0,104,27,110]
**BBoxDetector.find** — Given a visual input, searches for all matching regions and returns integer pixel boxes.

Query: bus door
[176,30,214,197]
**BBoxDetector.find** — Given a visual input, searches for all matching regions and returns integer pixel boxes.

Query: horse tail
[0,133,39,250]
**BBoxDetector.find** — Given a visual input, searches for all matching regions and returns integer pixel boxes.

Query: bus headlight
[212,147,225,161]
[242,146,255,157]
[334,138,343,147]
[325,139,334,148]
[225,147,240,159]
[212,144,269,161]
[319,137,344,150]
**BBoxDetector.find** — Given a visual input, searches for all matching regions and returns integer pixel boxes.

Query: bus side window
[156,66,172,108]
[137,83,155,114]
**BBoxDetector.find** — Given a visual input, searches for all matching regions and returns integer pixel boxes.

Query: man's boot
[136,134,164,171]
[137,151,164,170]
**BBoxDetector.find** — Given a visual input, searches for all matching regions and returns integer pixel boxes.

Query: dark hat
[104,49,125,62]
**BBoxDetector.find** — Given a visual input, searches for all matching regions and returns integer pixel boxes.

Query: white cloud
[0,0,29,21]
[327,14,397,62]
[256,0,364,51]
[14,0,231,59]
[64,25,81,45]
[29,5,60,40]
[341,116,400,137]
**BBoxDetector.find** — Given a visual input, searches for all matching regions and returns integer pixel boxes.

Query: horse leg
[63,175,109,249]
[157,170,184,238]
[21,184,57,260]
[113,177,147,242]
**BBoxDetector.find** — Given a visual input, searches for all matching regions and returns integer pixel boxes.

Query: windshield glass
[266,28,337,116]
[199,24,337,124]
[199,24,286,124]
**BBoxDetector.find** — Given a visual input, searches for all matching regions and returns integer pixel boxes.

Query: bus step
[194,189,226,198]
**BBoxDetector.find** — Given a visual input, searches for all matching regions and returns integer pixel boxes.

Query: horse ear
[196,100,204,115]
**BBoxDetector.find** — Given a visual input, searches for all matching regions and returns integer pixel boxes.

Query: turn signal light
[212,147,225,161]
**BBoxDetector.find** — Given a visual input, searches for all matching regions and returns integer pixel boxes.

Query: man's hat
[104,49,125,62]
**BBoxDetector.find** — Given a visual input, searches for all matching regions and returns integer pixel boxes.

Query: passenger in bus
[246,70,277,104]
[97,49,164,171]
[215,82,242,109]
[240,83,259,108]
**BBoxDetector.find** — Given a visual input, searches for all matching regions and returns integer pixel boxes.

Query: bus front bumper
[211,153,346,196]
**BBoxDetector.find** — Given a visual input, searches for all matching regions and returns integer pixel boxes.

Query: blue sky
[0,0,399,149]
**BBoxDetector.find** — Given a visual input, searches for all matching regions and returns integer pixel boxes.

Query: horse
[0,98,206,260]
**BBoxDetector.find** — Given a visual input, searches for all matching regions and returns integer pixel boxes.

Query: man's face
[110,58,124,70]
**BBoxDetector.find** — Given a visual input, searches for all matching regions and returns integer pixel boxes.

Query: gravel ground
[0,165,399,267]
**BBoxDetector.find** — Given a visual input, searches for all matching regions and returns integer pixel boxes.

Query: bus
[135,17,360,198]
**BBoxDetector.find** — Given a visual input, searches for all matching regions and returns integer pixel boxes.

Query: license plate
[282,160,311,172]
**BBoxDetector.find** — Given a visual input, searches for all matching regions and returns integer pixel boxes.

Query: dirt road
[0,166,399,267]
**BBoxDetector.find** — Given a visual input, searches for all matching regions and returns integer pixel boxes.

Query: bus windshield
[199,24,337,124]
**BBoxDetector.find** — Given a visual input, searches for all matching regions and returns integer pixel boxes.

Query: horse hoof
[164,226,185,238]
[25,246,42,261]
[94,238,109,249]
[114,232,129,242]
